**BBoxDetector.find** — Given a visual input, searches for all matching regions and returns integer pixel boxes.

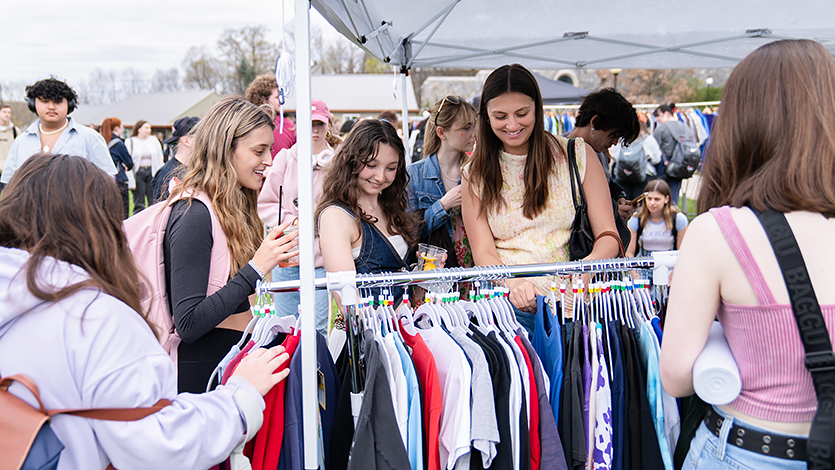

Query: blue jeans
[272,265,329,336]
[683,406,807,470]
[511,304,535,338]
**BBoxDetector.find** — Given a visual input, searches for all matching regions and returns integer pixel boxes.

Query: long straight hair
[0,153,152,334]
[698,39,835,216]
[469,64,561,219]
[170,96,275,277]
[130,120,149,138]
[316,119,418,248]
[637,179,678,231]
[423,96,476,159]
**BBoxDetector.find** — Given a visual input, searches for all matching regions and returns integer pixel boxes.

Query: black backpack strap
[672,214,679,249]
[753,208,835,468]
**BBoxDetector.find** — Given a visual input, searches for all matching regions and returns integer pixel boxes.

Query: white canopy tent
[311,0,835,70]
[292,2,835,467]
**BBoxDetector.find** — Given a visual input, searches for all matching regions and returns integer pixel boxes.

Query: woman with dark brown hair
[317,119,418,305]
[0,153,290,469]
[661,39,835,469]
[462,63,618,333]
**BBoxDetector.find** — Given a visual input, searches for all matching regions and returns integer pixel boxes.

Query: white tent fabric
[311,0,835,70]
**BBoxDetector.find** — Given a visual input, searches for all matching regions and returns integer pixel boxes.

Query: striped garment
[711,206,835,422]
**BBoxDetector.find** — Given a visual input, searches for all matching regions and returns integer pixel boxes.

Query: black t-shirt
[469,326,513,470]
[162,199,259,343]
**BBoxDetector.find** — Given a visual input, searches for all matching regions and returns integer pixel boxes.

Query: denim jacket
[406,153,453,241]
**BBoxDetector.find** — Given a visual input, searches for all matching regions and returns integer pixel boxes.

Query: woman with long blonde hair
[163,96,298,393]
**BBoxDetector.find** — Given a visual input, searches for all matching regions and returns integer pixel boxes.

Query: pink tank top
[711,206,835,422]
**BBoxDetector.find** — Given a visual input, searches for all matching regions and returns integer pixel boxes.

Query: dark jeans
[133,166,153,212]
[654,161,683,206]
[116,180,130,219]
[178,327,243,393]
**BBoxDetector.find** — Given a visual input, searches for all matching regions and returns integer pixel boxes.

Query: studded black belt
[704,407,807,461]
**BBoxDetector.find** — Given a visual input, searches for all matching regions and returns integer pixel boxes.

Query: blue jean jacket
[406,153,454,241]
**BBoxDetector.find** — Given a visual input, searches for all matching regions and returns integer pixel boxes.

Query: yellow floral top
[464,136,587,294]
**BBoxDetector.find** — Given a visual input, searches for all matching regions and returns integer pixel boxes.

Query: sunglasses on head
[435,95,461,127]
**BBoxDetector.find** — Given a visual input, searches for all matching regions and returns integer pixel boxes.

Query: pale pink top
[711,206,835,422]
[257,145,332,268]
[463,136,586,294]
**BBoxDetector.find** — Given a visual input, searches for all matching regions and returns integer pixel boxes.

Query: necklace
[439,161,461,185]
[39,120,69,153]
[39,120,69,135]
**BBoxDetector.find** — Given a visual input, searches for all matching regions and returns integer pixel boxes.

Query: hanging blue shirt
[638,321,673,470]
[532,294,563,425]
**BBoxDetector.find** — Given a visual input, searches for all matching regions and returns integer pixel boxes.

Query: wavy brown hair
[469,64,562,219]
[169,96,275,277]
[0,153,153,334]
[698,40,835,216]
[316,119,418,247]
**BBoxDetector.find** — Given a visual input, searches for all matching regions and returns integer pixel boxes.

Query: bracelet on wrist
[248,260,266,279]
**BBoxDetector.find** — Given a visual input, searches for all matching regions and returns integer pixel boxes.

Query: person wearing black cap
[151,116,200,203]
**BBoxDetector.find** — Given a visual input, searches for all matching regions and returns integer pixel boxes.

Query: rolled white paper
[693,321,742,405]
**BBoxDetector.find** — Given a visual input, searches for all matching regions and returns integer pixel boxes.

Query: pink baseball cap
[311,99,330,123]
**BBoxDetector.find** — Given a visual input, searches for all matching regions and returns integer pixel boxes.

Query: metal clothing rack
[258,252,678,466]
[544,100,721,111]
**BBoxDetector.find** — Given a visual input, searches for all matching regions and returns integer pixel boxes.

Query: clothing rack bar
[258,252,677,296]
[545,100,720,110]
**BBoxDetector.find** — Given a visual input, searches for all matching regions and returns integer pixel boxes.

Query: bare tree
[311,27,370,75]
[80,69,119,105]
[120,68,149,97]
[182,46,222,91]
[216,25,280,94]
[151,68,182,92]
[0,80,28,102]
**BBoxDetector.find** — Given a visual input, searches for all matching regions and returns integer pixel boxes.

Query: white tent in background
[311,0,835,70]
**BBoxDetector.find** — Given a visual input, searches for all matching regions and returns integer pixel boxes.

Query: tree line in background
[0,23,723,110]
[0,24,387,106]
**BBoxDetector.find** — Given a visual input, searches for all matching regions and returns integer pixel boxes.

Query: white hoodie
[0,246,263,470]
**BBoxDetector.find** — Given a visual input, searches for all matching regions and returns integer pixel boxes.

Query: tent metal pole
[294,0,318,467]
[402,70,411,163]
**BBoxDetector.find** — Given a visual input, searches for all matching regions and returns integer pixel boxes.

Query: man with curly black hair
[0,78,116,186]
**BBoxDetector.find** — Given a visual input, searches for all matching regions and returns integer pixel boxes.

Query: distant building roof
[283,74,418,113]
[71,91,220,127]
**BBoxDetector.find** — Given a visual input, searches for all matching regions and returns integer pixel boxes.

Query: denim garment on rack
[511,304,536,338]
[532,294,563,424]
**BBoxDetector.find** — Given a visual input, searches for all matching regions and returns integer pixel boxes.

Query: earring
[591,126,595,137]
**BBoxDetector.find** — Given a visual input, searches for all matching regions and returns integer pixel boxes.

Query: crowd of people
[0,38,832,470]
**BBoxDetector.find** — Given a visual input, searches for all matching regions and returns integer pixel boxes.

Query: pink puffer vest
[123,187,230,365]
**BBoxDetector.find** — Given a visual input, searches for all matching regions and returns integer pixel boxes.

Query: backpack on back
[123,186,231,364]
[614,136,647,184]
[665,123,701,179]
[0,374,169,470]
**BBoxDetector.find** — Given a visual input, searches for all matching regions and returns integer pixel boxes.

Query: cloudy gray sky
[2,0,339,91]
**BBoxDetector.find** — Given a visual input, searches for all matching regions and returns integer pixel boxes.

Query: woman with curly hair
[317,119,418,305]
[156,96,299,393]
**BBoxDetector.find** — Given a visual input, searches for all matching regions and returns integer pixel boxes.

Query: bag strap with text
[752,208,835,469]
